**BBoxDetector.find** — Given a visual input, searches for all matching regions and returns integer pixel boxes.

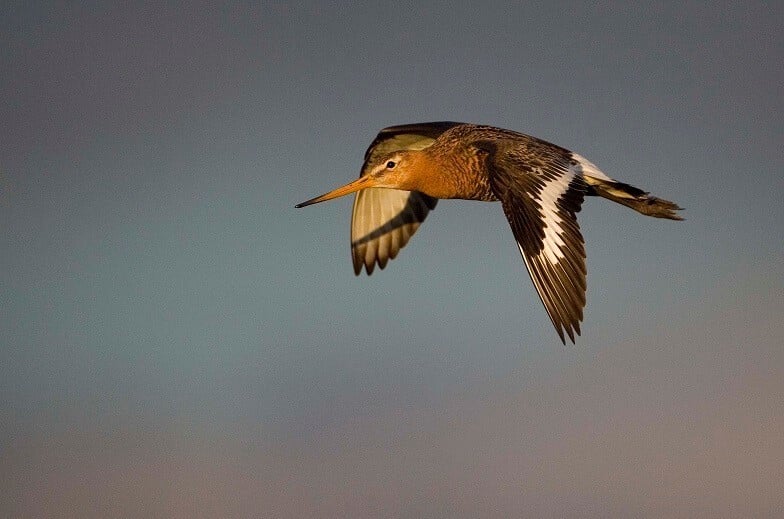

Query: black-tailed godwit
[296,122,682,343]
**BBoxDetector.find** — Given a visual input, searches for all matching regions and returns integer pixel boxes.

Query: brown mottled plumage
[296,122,682,343]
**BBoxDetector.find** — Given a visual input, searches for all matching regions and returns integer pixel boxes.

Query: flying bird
[296,122,682,343]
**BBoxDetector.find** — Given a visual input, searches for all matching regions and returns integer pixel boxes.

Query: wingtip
[555,325,566,345]
[555,322,582,345]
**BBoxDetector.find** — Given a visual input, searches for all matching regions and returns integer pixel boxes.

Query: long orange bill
[295,175,376,208]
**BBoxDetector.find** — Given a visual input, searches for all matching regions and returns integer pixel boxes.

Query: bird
[296,122,682,343]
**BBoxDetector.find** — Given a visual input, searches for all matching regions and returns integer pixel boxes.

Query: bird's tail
[582,175,683,220]
[571,153,683,220]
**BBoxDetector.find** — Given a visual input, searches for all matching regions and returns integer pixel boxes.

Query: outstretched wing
[352,122,463,275]
[485,138,588,343]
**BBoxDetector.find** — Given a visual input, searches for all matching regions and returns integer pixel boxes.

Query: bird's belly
[450,183,498,202]
[424,176,497,201]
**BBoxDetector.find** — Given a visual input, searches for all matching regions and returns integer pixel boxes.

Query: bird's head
[295,150,424,208]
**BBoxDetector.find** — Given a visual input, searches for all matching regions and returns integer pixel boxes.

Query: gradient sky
[2,1,782,517]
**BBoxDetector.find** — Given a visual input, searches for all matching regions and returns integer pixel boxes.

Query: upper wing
[351,122,463,275]
[484,138,588,343]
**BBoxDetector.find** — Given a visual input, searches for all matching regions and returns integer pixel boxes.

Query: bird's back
[424,124,576,201]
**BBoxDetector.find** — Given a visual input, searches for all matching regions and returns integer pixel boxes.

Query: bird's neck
[413,148,496,201]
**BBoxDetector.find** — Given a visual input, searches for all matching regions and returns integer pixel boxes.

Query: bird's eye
[386,160,396,169]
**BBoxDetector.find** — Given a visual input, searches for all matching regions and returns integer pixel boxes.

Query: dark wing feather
[351,122,463,275]
[485,138,588,343]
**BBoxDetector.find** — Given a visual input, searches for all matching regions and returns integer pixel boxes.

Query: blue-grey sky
[2,1,782,517]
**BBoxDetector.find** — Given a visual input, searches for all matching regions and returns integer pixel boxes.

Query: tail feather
[584,177,684,220]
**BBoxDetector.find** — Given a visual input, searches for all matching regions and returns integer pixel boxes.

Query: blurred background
[1,1,782,517]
